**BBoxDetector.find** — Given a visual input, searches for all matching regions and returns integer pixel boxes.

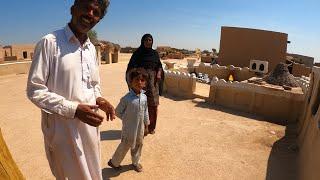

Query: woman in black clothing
[126,34,163,134]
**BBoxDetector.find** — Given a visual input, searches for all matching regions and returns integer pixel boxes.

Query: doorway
[23,51,28,59]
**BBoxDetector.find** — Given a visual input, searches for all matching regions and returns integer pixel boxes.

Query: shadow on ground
[100,130,122,141]
[162,93,195,101]
[102,164,134,180]
[163,92,298,179]
[266,124,298,180]
[193,96,299,179]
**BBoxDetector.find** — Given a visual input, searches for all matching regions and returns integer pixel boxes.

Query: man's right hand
[75,104,104,127]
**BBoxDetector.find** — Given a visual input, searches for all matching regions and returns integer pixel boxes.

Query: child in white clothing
[108,68,149,172]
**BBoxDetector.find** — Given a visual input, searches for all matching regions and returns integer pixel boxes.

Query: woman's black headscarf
[126,34,162,71]
[126,34,164,95]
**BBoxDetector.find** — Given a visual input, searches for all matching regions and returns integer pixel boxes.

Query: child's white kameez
[111,90,149,166]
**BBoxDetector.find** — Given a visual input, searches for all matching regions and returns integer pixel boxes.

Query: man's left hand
[96,97,116,121]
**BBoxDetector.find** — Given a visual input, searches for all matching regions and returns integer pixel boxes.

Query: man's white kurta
[27,25,103,180]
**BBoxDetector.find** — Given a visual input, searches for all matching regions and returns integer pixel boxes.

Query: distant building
[181,49,195,55]
[314,62,320,67]
[218,26,288,71]
[3,44,35,61]
[291,62,312,77]
[120,46,137,53]
[157,46,171,52]
[156,46,196,59]
[156,46,171,58]
[98,41,121,64]
[166,52,184,59]
[0,45,4,62]
[287,53,314,67]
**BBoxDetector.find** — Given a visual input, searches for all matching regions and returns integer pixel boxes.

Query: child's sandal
[108,159,122,171]
[133,163,143,172]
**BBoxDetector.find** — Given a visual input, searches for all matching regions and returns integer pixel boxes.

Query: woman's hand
[156,70,162,80]
[154,69,162,86]
[96,97,116,121]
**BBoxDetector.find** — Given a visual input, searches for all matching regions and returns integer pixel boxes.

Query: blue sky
[1,0,319,61]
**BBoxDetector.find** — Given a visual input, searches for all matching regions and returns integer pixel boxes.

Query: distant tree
[202,50,210,54]
[88,30,98,44]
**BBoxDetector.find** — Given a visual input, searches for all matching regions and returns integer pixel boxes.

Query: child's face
[131,76,146,93]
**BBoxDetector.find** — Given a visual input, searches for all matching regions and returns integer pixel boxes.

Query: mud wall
[297,67,320,180]
[0,61,31,76]
[208,79,304,124]
[195,63,256,82]
[163,70,196,98]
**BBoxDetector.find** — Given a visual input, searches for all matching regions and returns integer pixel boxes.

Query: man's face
[143,37,153,49]
[71,1,102,34]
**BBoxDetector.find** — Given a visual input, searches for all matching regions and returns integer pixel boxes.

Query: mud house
[286,53,313,77]
[99,41,120,64]
[163,62,305,125]
[314,62,320,67]
[120,46,137,53]
[94,43,102,65]
[157,46,171,52]
[287,53,314,67]
[218,26,288,72]
[291,62,312,77]
[3,44,35,61]
[0,45,4,62]
[157,46,171,58]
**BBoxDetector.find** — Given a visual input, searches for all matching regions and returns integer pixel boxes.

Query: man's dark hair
[128,68,148,83]
[74,0,110,18]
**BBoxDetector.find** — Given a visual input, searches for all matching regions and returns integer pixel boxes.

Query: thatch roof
[263,63,299,87]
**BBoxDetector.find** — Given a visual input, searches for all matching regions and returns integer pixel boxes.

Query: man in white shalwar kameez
[26,0,114,179]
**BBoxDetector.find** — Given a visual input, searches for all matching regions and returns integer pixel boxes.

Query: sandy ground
[0,56,296,180]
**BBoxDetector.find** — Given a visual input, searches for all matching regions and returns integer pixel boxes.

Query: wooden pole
[0,128,24,179]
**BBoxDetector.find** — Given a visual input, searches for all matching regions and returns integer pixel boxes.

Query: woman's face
[143,37,153,49]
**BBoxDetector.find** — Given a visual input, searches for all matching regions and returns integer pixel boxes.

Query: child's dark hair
[128,68,148,83]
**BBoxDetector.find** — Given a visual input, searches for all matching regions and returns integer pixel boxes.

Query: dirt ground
[0,56,294,180]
